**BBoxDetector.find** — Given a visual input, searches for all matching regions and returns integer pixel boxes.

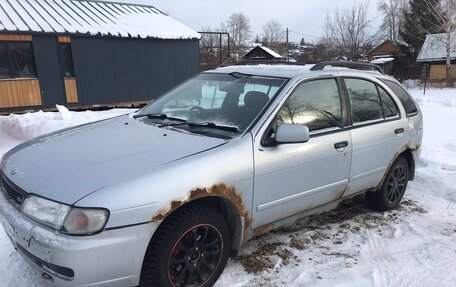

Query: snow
[417,33,456,62]
[0,0,200,40]
[371,57,394,64]
[257,45,284,59]
[0,87,456,286]
[0,108,133,160]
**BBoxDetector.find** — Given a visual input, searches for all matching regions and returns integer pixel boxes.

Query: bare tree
[378,0,405,42]
[420,0,456,87]
[226,13,252,55]
[323,2,374,61]
[199,27,221,70]
[261,19,285,48]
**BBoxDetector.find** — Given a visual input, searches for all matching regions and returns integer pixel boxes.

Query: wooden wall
[0,80,42,108]
[0,34,43,109]
[0,34,32,41]
[430,64,456,80]
[64,79,78,103]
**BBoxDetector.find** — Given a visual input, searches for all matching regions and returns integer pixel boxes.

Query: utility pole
[286,28,289,61]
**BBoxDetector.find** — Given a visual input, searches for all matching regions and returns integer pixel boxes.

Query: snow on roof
[257,45,283,59]
[0,0,200,40]
[371,57,395,64]
[417,33,456,62]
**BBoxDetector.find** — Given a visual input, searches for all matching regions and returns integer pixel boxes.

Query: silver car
[0,62,423,287]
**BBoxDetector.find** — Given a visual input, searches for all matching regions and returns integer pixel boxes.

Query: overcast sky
[106,0,382,43]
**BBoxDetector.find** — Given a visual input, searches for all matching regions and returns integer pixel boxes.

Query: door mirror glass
[275,124,310,144]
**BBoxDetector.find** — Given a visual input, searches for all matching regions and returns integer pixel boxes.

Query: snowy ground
[0,88,455,286]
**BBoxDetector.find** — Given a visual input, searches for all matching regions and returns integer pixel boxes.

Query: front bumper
[0,190,160,287]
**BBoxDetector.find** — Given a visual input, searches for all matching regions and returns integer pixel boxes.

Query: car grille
[1,176,27,209]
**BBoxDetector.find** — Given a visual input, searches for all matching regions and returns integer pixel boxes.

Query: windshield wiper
[133,113,187,122]
[161,121,240,132]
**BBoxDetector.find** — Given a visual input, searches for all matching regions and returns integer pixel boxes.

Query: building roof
[367,40,400,56]
[243,45,283,60]
[417,33,456,62]
[0,0,200,39]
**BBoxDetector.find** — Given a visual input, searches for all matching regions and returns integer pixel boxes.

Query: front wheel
[366,157,409,211]
[140,204,231,287]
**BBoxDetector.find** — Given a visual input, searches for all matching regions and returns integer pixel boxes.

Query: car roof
[211,64,396,82]
[212,64,315,78]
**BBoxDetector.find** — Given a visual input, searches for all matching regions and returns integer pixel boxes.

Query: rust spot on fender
[253,223,275,237]
[150,184,252,233]
[368,143,414,194]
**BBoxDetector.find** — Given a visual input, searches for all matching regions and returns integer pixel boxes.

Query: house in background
[0,0,201,113]
[417,33,456,82]
[241,45,283,62]
[367,40,412,79]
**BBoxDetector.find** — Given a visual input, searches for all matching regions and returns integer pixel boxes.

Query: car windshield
[136,73,287,138]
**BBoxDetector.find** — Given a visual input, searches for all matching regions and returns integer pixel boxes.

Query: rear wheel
[140,204,231,287]
[366,157,409,211]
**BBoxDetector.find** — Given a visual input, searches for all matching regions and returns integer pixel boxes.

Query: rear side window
[277,79,342,132]
[380,79,418,116]
[378,86,399,118]
[345,78,383,124]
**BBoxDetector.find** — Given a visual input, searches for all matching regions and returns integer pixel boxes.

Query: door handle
[395,128,404,134]
[334,141,349,150]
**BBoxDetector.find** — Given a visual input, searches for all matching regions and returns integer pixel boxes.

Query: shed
[417,33,456,81]
[367,40,417,80]
[367,40,401,62]
[242,45,283,61]
[0,0,201,113]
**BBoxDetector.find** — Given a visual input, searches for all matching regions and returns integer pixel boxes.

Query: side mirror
[275,124,310,144]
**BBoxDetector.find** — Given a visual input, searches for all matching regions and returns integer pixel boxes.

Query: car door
[343,77,409,197]
[252,78,352,229]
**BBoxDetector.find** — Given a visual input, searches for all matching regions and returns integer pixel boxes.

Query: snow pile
[370,57,394,64]
[0,107,132,160]
[1,89,456,286]
[402,79,422,89]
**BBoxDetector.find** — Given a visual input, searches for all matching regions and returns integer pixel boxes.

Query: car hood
[2,115,227,205]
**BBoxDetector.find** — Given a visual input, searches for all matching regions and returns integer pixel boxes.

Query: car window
[380,79,418,116]
[238,83,279,106]
[345,78,383,125]
[276,79,342,132]
[200,85,227,109]
[378,86,399,118]
[140,73,286,137]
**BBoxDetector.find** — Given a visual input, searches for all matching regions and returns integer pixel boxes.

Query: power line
[288,29,322,40]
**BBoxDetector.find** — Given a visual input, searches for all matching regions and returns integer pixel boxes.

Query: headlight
[22,196,109,235]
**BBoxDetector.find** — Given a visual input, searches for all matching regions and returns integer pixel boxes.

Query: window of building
[345,78,383,125]
[0,42,37,79]
[60,43,75,78]
[0,44,9,79]
[276,79,343,132]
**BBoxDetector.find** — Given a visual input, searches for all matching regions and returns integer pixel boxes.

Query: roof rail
[310,61,385,74]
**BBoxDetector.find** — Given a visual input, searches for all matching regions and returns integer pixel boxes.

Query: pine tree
[300,38,305,46]
[400,0,444,55]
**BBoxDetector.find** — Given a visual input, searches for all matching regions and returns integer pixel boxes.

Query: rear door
[343,77,409,196]
[252,78,352,228]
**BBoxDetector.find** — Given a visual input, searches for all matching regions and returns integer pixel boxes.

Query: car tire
[366,157,409,212]
[140,204,231,287]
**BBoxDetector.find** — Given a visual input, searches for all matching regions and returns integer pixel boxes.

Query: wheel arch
[400,149,415,181]
[150,195,246,257]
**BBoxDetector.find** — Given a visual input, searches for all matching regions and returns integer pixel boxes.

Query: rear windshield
[380,79,418,116]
